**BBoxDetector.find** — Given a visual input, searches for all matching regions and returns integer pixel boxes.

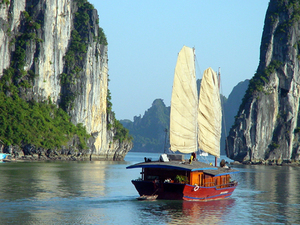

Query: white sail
[198,67,221,158]
[170,46,198,153]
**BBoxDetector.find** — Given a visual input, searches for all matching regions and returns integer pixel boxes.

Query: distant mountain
[121,99,170,152]
[121,80,249,154]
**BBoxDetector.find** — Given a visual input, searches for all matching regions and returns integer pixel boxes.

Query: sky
[89,0,270,120]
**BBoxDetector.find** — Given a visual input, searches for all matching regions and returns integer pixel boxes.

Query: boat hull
[132,180,237,201]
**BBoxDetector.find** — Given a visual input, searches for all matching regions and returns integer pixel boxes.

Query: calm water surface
[0,152,299,224]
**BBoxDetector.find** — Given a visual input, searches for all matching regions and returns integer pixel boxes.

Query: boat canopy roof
[126,161,238,176]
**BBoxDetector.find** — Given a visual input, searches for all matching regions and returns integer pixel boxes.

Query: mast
[215,67,221,167]
[164,128,168,153]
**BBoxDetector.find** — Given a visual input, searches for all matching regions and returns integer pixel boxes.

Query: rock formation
[0,0,132,160]
[226,0,300,164]
[221,80,249,155]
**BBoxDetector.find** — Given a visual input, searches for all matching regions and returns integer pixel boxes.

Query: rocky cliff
[0,0,132,160]
[226,0,300,164]
[221,80,249,155]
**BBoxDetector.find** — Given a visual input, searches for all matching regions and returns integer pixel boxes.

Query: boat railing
[202,181,238,188]
[215,181,238,189]
[203,182,215,187]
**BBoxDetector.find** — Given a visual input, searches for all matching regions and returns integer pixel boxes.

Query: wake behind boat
[127,46,238,201]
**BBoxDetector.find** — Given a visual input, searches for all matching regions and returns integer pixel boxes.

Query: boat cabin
[128,154,237,189]
[141,166,232,188]
[127,154,238,201]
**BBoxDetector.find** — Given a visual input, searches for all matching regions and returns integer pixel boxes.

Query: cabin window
[143,168,189,183]
[203,174,213,187]
[205,178,213,187]
[213,175,230,188]
[214,176,221,186]
[190,172,203,186]
[199,174,203,186]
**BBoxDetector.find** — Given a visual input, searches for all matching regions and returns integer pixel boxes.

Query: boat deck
[127,160,238,176]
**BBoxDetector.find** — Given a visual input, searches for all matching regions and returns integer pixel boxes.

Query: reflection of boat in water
[182,198,235,223]
[127,46,238,201]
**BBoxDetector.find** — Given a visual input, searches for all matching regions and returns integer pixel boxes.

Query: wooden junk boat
[127,154,238,201]
[127,46,238,201]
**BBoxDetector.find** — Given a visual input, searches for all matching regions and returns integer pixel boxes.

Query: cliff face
[221,80,249,155]
[0,0,132,160]
[226,0,300,163]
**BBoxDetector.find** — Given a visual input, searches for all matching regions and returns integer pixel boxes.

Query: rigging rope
[219,74,230,156]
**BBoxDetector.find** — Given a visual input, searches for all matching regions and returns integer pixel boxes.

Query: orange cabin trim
[190,172,232,188]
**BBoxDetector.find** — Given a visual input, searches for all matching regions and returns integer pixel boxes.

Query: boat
[126,46,238,201]
[0,153,11,162]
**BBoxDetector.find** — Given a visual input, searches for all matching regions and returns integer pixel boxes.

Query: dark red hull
[132,180,237,201]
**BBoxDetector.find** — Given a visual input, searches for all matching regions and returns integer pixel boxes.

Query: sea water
[0,152,299,224]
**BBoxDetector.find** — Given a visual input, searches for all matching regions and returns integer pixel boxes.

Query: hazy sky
[89,0,270,120]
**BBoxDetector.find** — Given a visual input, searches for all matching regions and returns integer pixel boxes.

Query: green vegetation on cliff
[60,0,107,111]
[107,90,132,143]
[0,2,93,150]
[238,60,282,114]
[0,9,41,97]
[0,92,90,149]
[0,0,9,6]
